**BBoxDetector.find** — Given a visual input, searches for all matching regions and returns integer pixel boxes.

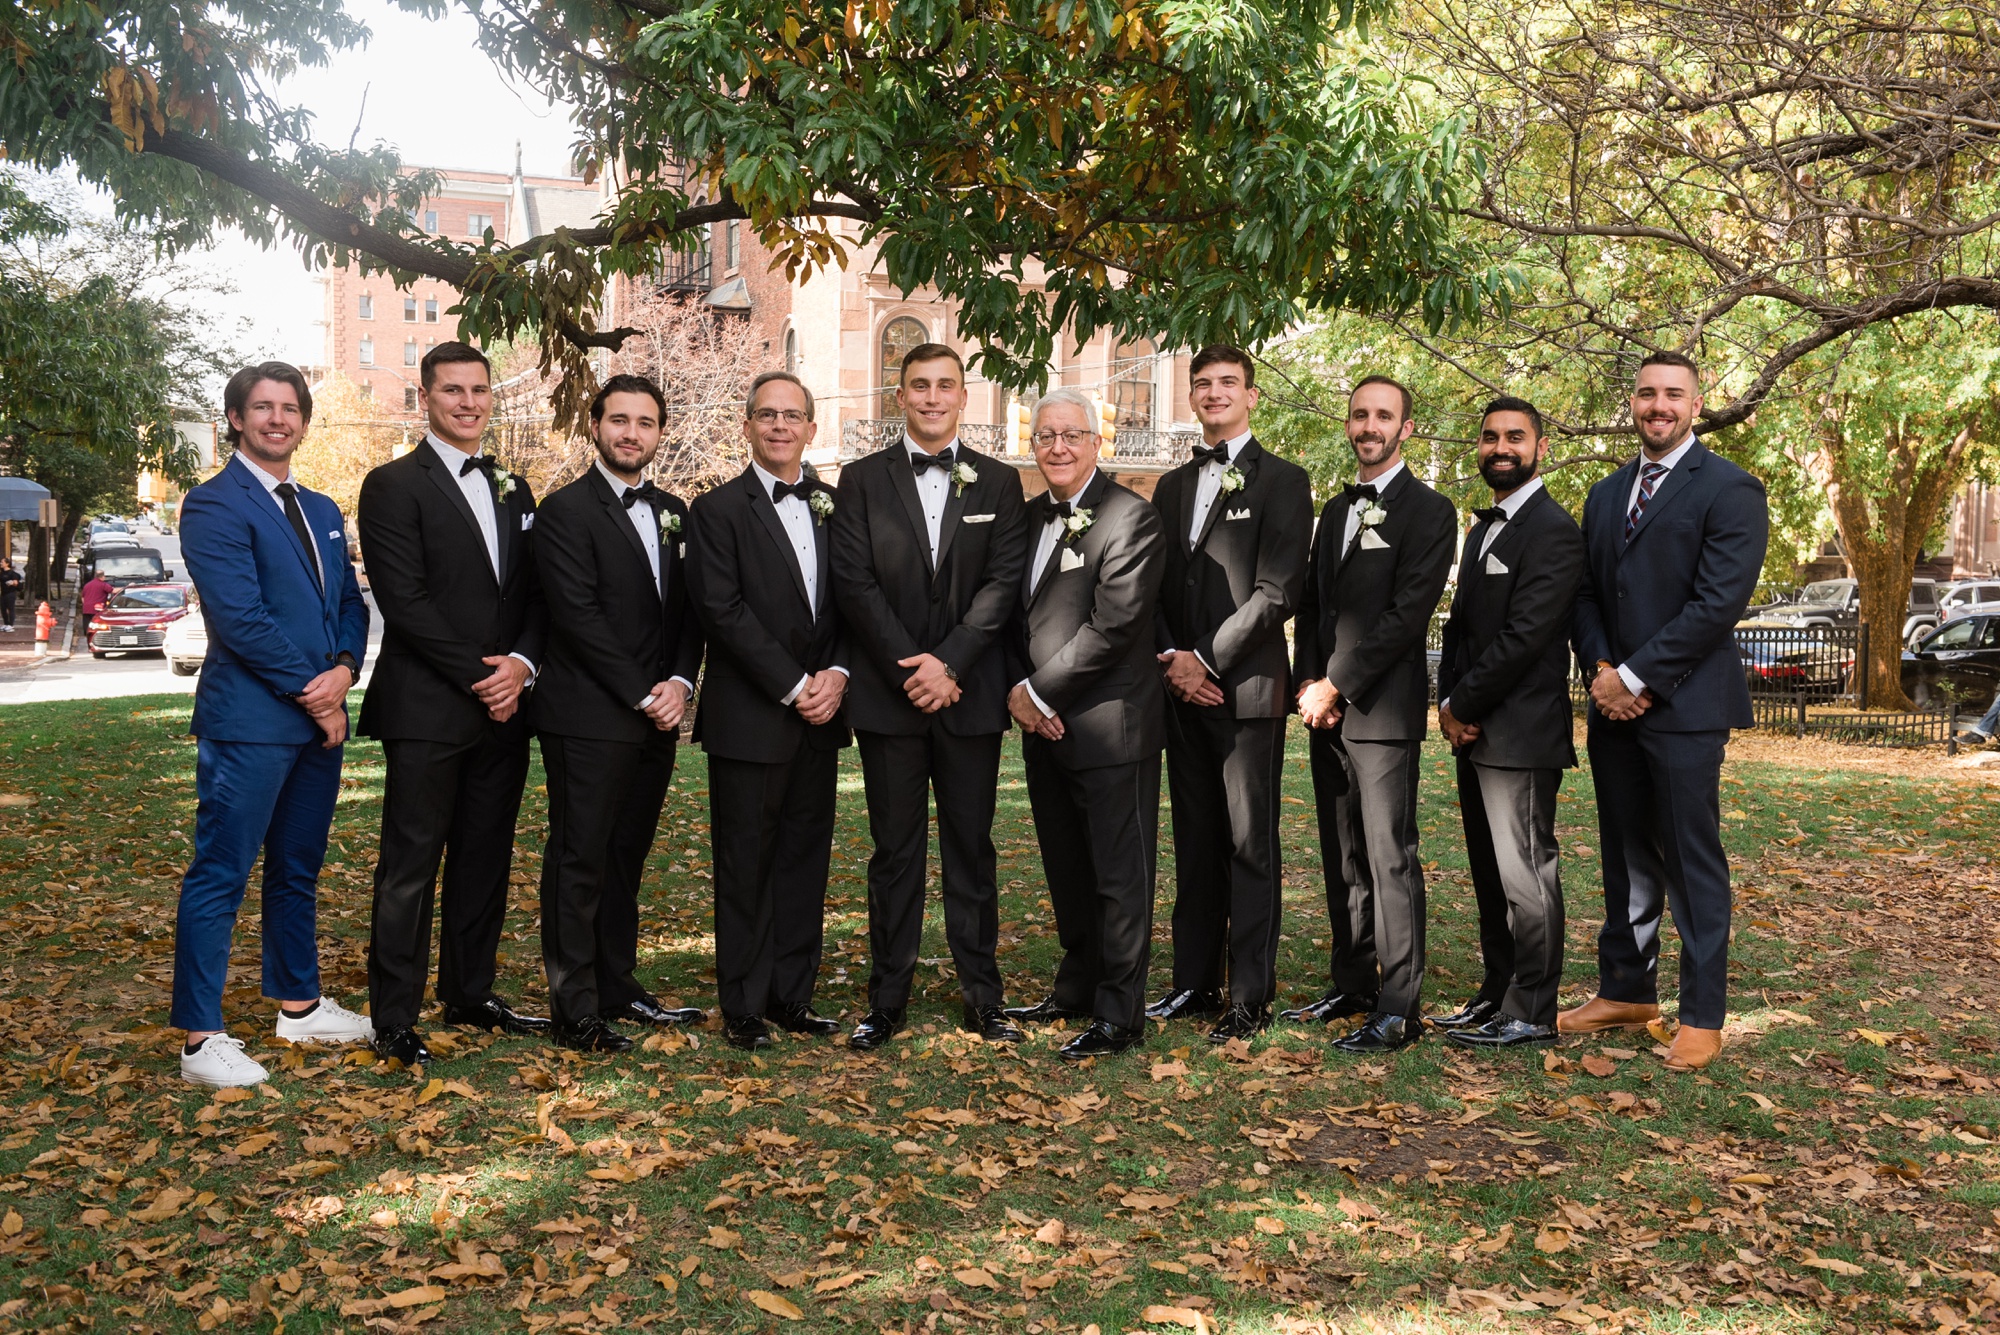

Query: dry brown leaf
[1033,1218,1066,1246]
[1253,1215,1284,1235]
[1121,1190,1181,1212]
[706,1225,741,1249]
[745,1289,803,1319]
[953,1268,999,1288]
[387,1285,447,1308]
[1150,1059,1189,1082]
[1141,1305,1210,1332]
[1580,1055,1617,1078]
[1534,1227,1572,1254]
[813,1272,870,1294]
[1801,1252,1866,1276]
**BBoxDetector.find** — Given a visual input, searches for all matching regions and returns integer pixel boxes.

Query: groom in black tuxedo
[357,341,549,1068]
[531,374,707,1053]
[686,371,849,1051]
[829,343,1030,1050]
[1292,376,1456,1053]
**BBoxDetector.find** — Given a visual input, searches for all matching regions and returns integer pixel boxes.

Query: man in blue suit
[171,362,374,1087]
[1567,351,1768,1072]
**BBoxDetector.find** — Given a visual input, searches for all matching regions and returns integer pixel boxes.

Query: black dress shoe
[1279,990,1378,1023]
[1058,1020,1145,1062]
[373,1025,433,1068]
[963,1004,1025,1043]
[1446,1015,1559,1048]
[1145,988,1226,1021]
[1206,1004,1272,1044]
[723,1014,772,1051]
[553,1016,634,1053]
[769,1002,840,1036]
[1003,997,1085,1025]
[1332,1011,1425,1054]
[440,997,551,1035]
[1426,996,1502,1031]
[848,1008,906,1051]
[621,995,708,1027]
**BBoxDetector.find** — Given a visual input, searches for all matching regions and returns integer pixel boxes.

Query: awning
[0,476,52,522]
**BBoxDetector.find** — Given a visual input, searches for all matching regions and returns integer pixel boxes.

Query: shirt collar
[1045,470,1099,512]
[1493,475,1544,519]
[751,458,805,500]
[595,458,646,501]
[427,433,481,470]
[234,451,294,493]
[1358,458,1406,496]
[1643,434,1697,473]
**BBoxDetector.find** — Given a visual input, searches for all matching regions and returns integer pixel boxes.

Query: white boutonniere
[658,509,682,539]
[808,489,834,525]
[1358,501,1388,530]
[1060,506,1094,543]
[493,468,518,502]
[951,460,978,497]
[1219,465,1245,495]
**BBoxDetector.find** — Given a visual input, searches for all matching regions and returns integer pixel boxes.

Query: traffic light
[1099,397,1118,443]
[1010,397,1033,455]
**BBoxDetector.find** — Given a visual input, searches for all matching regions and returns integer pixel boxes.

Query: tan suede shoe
[1555,995,1662,1034]
[1663,1025,1723,1072]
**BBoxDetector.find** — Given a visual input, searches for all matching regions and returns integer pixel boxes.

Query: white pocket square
[677,543,686,559]
[521,513,535,531]
[961,512,996,524]
[1226,508,1252,521]
[1485,553,1509,575]
[327,530,341,539]
[1358,528,1390,551]
[1060,547,1086,572]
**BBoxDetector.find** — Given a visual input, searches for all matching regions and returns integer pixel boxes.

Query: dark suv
[80,546,172,588]
[1759,578,1939,650]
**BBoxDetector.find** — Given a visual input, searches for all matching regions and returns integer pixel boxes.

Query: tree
[289,372,401,521]
[0,0,1496,425]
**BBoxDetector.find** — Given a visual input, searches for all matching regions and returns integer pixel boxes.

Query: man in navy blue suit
[170,363,374,1087]
[1567,351,1768,1072]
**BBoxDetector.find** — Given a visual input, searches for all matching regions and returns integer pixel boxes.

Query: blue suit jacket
[180,455,370,743]
[1573,438,1768,732]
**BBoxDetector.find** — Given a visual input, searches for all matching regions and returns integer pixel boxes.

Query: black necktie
[622,483,662,510]
[459,454,496,478]
[274,482,323,594]
[910,448,954,475]
[1031,494,1074,526]
[1473,506,1506,523]
[1191,441,1231,466]
[1342,483,1378,504]
[772,479,814,503]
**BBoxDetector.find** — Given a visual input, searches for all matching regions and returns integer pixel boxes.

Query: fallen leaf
[1141,1305,1210,1331]
[387,1285,447,1308]
[1801,1251,1866,1276]
[813,1272,870,1294]
[953,1268,999,1289]
[1150,1060,1189,1082]
[745,1289,803,1319]
[1580,1055,1617,1078]
[706,1226,741,1249]
[1729,1173,1777,1186]
[1253,1215,1284,1235]
[1535,1227,1572,1253]
[1034,1219,1066,1245]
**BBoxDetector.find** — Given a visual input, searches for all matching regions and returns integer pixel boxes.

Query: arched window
[879,316,930,417]
[1109,338,1156,430]
[784,328,799,375]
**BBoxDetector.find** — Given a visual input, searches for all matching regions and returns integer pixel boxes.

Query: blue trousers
[170,737,341,1031]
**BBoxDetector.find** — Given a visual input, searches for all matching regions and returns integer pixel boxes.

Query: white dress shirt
[596,460,693,709]
[428,433,499,574]
[235,451,323,588]
[906,434,958,565]
[1475,475,1544,559]
[1614,434,1697,695]
[1018,471,1098,718]
[751,461,850,706]
[1341,458,1407,553]
[1187,428,1253,544]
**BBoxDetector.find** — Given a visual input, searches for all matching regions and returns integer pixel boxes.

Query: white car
[164,605,207,676]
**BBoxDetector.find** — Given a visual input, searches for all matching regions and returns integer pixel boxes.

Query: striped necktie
[1624,462,1668,541]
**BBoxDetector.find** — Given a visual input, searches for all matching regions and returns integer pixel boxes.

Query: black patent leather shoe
[1058,1020,1145,1062]
[1332,1011,1425,1054]
[1446,1015,1559,1048]
[621,995,708,1027]
[1280,990,1378,1024]
[770,1002,840,1036]
[1206,1004,1273,1044]
[440,997,552,1035]
[1145,988,1226,1021]
[1003,997,1085,1025]
[554,1016,634,1053]
[723,1014,772,1051]
[373,1025,433,1068]
[848,1008,906,1051]
[963,1004,1025,1043]
[1426,997,1502,1032]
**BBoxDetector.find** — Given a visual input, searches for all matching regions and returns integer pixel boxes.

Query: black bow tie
[459,454,495,477]
[1192,441,1232,466]
[1342,483,1378,504]
[771,478,814,504]
[621,483,663,509]
[1031,493,1075,525]
[909,448,955,475]
[1473,506,1507,523]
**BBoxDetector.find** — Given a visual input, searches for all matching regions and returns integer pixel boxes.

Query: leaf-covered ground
[1,700,1997,1334]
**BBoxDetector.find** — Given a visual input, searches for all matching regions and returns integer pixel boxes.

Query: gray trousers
[1457,757,1566,1026]
[1310,730,1426,1017]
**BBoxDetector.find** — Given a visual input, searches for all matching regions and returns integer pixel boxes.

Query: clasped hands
[1158,650,1223,707]
[1297,677,1342,729]
[296,664,357,748]
[1438,701,1481,749]
[642,680,691,731]
[1007,682,1065,740]
[897,653,960,714]
[1589,664,1653,721]
[473,654,532,724]
[794,669,847,726]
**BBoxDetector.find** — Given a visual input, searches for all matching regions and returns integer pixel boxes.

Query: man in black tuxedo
[1292,376,1456,1053]
[1147,346,1313,1043]
[829,343,1030,1049]
[531,374,707,1053]
[357,342,550,1068]
[686,371,849,1052]
[999,390,1168,1061]
[1568,352,1767,1072]
[1433,398,1586,1049]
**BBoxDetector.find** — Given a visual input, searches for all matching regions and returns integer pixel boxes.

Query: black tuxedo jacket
[355,441,547,744]
[1294,465,1457,741]
[1574,437,1768,732]
[1437,485,1585,769]
[1151,437,1313,718]
[829,441,1028,736]
[686,466,851,764]
[1005,472,1168,769]
[530,469,705,743]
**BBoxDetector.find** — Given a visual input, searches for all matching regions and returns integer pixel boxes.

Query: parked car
[1937,580,2000,625]
[1901,615,2000,711]
[163,601,207,676]
[88,583,195,658]
[1735,626,1854,699]
[78,546,171,588]
[1753,577,1939,650]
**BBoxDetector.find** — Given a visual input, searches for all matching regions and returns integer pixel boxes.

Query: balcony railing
[837,420,1199,471]
[653,250,712,293]
[840,420,1005,459]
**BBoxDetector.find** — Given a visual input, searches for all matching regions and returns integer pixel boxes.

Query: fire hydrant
[34,601,53,660]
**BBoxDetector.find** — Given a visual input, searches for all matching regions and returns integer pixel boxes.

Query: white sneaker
[274,998,375,1045]
[181,1034,269,1087]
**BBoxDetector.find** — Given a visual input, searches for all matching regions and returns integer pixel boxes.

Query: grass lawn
[1,697,1997,1334]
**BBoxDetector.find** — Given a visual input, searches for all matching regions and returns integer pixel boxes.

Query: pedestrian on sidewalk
[0,556,20,631]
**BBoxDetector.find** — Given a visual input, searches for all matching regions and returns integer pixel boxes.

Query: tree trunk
[25,525,49,603]
[49,510,81,586]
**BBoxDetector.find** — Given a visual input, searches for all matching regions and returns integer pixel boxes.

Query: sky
[185,0,583,367]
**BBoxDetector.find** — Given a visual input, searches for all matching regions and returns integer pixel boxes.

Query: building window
[725,219,741,270]
[1109,339,1156,430]
[879,316,930,418]
[425,210,438,232]
[403,296,418,322]
[359,380,373,400]
[424,298,439,323]
[784,328,799,375]
[358,336,374,366]
[467,213,493,237]
[404,339,419,367]
[404,386,419,411]
[358,293,373,320]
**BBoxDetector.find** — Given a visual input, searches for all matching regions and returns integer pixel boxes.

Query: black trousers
[1587,722,1733,1029]
[366,729,531,1030]
[855,726,1005,1010]
[1023,741,1160,1030]
[1163,705,1286,1006]
[708,744,838,1020]
[0,591,15,627]
[538,730,677,1026]
[1310,729,1426,1017]
[1457,756,1566,1026]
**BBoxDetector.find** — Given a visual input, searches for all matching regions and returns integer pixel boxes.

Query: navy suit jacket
[1573,438,1767,732]
[180,454,370,744]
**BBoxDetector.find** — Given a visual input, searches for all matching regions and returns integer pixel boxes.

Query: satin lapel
[933,455,971,577]
[594,470,656,586]
[812,484,832,618]
[746,470,813,614]
[420,447,498,588]
[885,448,936,577]
[230,458,321,596]
[1622,441,1703,556]
[1192,437,1261,556]
[1029,471,1108,611]
[1482,487,1547,568]
[1336,467,1411,577]
[1175,463,1200,555]
[493,479,513,583]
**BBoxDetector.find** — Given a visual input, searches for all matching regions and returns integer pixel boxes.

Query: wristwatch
[335,651,361,677]
[942,663,958,682]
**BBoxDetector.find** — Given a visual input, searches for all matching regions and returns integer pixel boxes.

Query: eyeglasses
[1031,430,1097,448]
[751,409,810,425]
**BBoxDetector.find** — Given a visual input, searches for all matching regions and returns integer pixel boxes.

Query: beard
[1479,452,1537,492]
[1349,432,1396,468]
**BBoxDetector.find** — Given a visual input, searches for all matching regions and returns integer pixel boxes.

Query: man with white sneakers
[171,362,375,1086]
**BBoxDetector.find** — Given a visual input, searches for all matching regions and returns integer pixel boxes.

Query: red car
[89,583,195,658]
